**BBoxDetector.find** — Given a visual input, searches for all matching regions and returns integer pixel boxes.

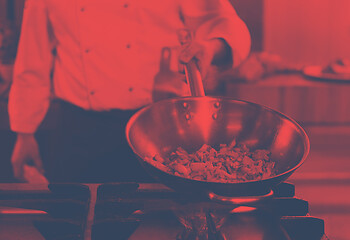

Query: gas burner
[92,182,324,240]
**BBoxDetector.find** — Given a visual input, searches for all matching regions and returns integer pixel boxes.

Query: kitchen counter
[225,73,350,124]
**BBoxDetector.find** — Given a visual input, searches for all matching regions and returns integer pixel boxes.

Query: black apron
[46,100,153,183]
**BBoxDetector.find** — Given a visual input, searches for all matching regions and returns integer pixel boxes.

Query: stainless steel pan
[126,96,309,199]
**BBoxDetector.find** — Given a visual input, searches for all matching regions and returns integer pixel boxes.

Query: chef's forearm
[8,0,54,135]
[182,0,251,68]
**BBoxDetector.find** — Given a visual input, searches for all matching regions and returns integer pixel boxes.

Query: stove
[0,183,327,240]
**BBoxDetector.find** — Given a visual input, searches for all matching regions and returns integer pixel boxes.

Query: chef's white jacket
[9,0,251,133]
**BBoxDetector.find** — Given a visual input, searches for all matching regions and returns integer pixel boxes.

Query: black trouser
[46,100,154,183]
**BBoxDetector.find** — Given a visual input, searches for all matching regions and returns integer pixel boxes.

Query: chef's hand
[152,47,189,102]
[11,133,44,182]
[178,38,231,91]
[179,38,231,76]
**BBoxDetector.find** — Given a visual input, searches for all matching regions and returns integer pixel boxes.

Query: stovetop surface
[0,182,326,240]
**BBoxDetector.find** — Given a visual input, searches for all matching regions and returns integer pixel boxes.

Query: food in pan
[146,140,275,183]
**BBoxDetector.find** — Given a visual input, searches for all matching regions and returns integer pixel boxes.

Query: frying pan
[126,33,309,201]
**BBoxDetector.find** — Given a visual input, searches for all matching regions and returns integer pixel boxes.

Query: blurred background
[1,0,350,239]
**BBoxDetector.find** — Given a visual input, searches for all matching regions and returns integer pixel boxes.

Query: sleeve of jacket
[180,0,251,68]
[8,0,55,133]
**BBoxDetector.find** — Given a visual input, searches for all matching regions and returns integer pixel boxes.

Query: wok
[126,96,310,198]
[126,31,309,200]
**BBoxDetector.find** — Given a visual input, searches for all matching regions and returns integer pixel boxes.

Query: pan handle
[177,29,206,97]
[208,190,274,206]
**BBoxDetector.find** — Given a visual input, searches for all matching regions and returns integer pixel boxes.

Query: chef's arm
[180,0,251,68]
[8,0,54,180]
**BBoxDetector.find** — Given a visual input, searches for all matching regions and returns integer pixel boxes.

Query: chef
[9,0,251,182]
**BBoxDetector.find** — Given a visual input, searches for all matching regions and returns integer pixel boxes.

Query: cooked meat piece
[146,140,275,183]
